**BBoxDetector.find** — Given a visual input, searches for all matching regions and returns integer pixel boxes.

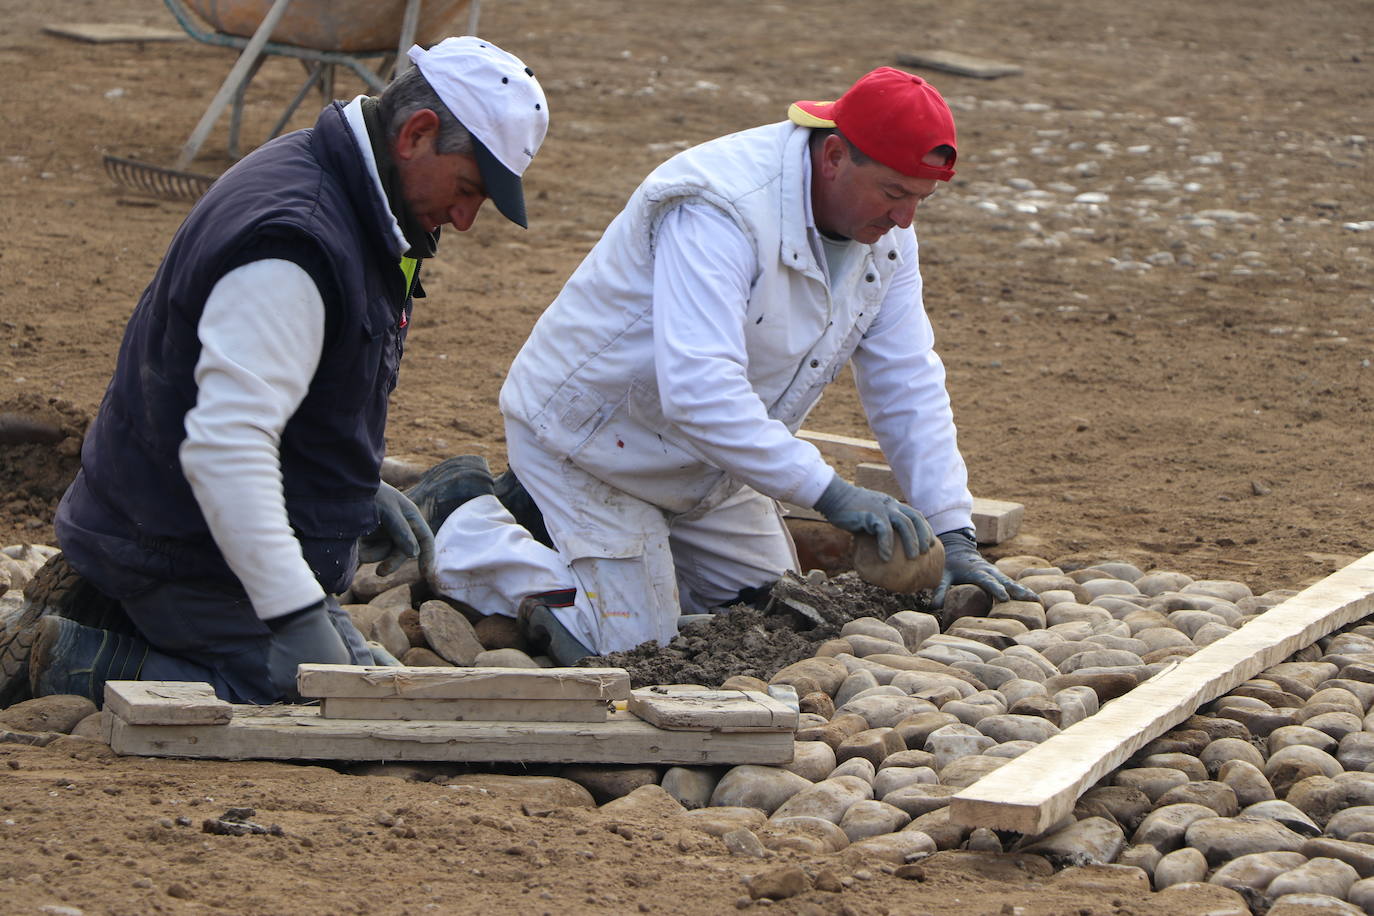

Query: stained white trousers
[430,422,799,655]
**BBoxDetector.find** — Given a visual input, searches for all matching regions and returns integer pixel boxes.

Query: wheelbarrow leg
[265,61,327,143]
[321,63,335,102]
[393,0,423,78]
[227,54,268,160]
[173,0,295,171]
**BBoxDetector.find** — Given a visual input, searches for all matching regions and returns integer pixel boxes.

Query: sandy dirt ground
[0,0,1370,912]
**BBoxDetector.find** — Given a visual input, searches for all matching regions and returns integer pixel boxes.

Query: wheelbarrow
[105,0,478,199]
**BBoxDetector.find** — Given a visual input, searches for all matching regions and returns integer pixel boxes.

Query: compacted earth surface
[0,0,1370,912]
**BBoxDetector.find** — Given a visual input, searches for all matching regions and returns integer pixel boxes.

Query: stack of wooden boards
[102,664,799,765]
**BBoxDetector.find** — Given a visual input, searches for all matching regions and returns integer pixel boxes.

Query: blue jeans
[120,579,370,704]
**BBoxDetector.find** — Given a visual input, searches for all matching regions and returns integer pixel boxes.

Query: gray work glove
[265,597,353,701]
[813,475,935,563]
[931,528,1042,608]
[358,481,436,578]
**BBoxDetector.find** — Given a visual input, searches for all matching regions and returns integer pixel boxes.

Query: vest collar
[340,97,409,258]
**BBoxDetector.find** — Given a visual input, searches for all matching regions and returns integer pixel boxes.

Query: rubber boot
[493,468,553,547]
[27,616,149,705]
[404,455,496,531]
[518,598,594,665]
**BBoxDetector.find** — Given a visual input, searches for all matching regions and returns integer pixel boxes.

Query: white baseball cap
[407,37,549,228]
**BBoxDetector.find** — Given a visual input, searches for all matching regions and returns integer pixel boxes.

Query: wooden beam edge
[949,551,1374,834]
[797,430,1024,545]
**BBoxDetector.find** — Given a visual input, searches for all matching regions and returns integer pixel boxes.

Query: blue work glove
[358,481,436,579]
[813,475,935,563]
[931,528,1042,608]
[265,597,353,701]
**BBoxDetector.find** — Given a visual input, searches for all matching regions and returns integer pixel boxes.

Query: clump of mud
[584,571,932,688]
[0,393,89,545]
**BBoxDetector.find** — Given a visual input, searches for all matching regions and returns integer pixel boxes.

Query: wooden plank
[43,23,187,43]
[894,50,1023,80]
[950,552,1374,835]
[628,687,799,732]
[103,681,231,726]
[798,429,883,467]
[855,463,1024,545]
[796,429,1024,545]
[108,706,795,765]
[297,664,631,701]
[319,697,608,723]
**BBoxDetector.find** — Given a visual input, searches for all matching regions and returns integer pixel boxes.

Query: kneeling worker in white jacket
[425,65,1039,663]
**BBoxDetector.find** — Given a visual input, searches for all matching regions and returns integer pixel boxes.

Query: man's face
[393,110,489,232]
[815,135,941,244]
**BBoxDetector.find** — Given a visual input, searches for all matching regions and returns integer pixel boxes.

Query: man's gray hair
[378,66,474,156]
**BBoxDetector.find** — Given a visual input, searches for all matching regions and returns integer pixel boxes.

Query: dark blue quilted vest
[57,101,414,599]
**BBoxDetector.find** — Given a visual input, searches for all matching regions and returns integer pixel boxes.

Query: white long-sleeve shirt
[180,260,328,620]
[178,97,404,621]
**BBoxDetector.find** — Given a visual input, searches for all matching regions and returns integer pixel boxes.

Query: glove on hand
[813,475,934,563]
[265,597,353,701]
[931,528,1043,608]
[358,481,436,579]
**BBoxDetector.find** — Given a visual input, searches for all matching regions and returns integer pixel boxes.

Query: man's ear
[392,109,441,161]
[817,133,848,180]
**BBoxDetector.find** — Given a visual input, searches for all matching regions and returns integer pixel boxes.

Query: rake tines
[103,155,217,202]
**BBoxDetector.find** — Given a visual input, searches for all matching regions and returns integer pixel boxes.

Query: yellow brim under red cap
[787,100,838,128]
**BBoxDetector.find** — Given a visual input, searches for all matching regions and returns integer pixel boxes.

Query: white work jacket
[500,121,973,535]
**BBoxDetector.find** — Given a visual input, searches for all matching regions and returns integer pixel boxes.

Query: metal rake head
[103,154,217,201]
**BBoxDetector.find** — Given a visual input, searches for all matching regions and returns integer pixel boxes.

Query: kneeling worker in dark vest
[13,37,549,705]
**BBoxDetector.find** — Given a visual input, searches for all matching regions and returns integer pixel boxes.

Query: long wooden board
[319,696,609,723]
[949,551,1374,834]
[798,429,888,468]
[43,23,187,43]
[107,705,794,765]
[793,430,1024,545]
[297,664,631,701]
[894,50,1023,80]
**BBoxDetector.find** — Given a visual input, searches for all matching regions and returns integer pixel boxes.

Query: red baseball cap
[788,67,957,181]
